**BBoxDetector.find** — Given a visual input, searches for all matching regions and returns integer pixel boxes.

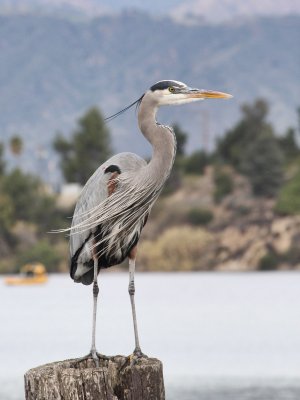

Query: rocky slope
[140,168,300,271]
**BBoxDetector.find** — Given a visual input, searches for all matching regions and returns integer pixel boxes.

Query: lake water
[1,272,300,399]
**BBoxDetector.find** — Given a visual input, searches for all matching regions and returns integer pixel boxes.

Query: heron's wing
[69,152,146,273]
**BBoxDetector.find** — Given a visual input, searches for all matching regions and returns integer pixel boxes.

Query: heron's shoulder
[79,153,145,193]
[103,152,147,170]
[70,152,146,255]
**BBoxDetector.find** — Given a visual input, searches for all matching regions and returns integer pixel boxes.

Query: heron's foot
[77,351,99,367]
[133,347,147,358]
[77,350,110,367]
[96,352,111,361]
[127,347,148,365]
[91,348,100,367]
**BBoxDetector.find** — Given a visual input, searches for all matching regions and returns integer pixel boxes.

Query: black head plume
[104,95,144,123]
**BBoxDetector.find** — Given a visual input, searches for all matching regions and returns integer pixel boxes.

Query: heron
[67,80,232,365]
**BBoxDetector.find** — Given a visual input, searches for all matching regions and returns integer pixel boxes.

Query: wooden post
[24,355,165,400]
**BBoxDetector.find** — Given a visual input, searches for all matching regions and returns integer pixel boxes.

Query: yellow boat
[5,263,48,286]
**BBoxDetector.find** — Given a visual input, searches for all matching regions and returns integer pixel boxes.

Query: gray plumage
[67,80,232,287]
[70,152,149,284]
[69,91,177,285]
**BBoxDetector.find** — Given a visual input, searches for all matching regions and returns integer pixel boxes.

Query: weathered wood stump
[24,355,165,400]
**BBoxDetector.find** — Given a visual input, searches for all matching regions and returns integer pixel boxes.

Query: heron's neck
[138,98,176,183]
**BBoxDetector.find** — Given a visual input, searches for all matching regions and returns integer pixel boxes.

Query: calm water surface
[1,272,300,399]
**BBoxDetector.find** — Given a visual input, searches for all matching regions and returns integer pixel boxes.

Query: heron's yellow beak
[187,89,233,99]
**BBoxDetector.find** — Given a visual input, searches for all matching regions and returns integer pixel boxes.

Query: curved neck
[138,95,176,182]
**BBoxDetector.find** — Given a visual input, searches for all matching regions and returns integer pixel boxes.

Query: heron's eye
[168,86,175,93]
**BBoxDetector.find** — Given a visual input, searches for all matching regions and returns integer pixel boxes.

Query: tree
[9,135,23,156]
[17,239,63,272]
[0,192,14,241]
[54,107,112,185]
[0,142,5,176]
[216,98,284,197]
[216,99,271,169]
[277,128,299,163]
[297,107,300,139]
[2,169,43,222]
[275,168,300,215]
[241,131,283,197]
[214,167,234,202]
[183,150,209,175]
[1,169,66,235]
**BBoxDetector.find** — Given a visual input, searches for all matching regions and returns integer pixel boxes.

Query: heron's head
[104,80,232,122]
[145,80,232,106]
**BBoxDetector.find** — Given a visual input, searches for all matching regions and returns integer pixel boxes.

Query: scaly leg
[90,256,100,366]
[76,256,103,366]
[128,250,145,357]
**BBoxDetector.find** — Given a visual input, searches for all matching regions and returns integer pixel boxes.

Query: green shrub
[0,193,14,236]
[258,252,279,271]
[275,169,300,215]
[277,128,300,164]
[214,169,234,203]
[183,150,209,175]
[281,246,300,266]
[1,169,68,235]
[186,208,213,226]
[16,240,63,273]
[236,205,251,216]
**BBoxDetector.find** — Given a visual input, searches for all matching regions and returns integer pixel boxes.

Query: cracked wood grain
[24,356,165,400]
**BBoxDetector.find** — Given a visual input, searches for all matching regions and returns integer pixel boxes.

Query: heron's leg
[90,256,100,367]
[77,251,111,365]
[128,249,145,357]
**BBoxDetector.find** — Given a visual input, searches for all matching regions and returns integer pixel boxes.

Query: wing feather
[70,152,146,275]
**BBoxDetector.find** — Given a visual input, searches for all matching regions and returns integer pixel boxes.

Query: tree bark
[24,355,165,400]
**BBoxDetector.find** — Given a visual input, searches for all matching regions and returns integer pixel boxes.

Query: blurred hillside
[171,0,300,23]
[1,99,300,274]
[141,170,300,272]
[1,0,300,21]
[0,12,299,176]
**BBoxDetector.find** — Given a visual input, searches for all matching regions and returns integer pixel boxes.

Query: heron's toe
[96,352,111,360]
[133,348,148,359]
[91,349,100,367]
